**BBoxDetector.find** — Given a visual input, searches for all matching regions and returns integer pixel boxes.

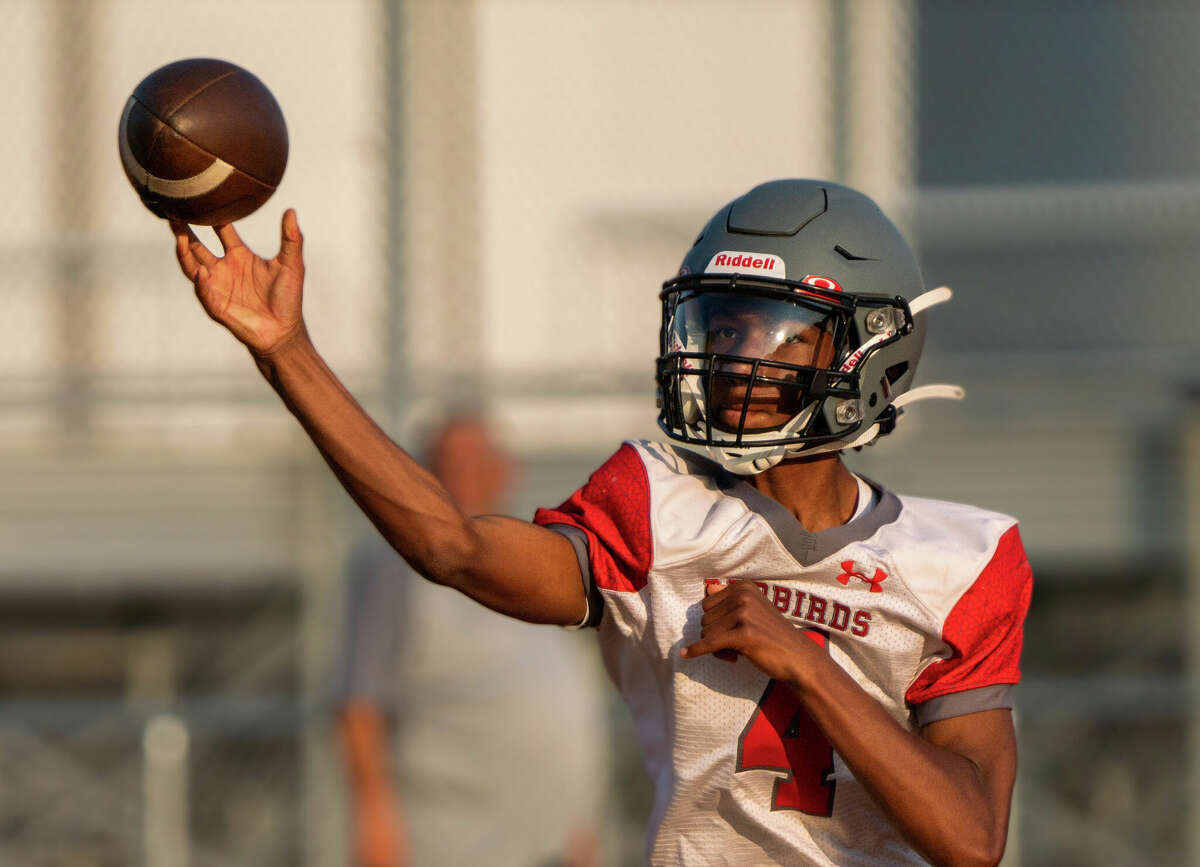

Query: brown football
[118,58,288,225]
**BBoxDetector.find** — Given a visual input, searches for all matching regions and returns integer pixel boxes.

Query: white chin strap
[785,382,966,461]
[894,383,966,407]
[910,285,953,315]
[692,403,818,475]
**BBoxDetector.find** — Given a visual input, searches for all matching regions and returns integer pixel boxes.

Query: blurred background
[0,0,1197,864]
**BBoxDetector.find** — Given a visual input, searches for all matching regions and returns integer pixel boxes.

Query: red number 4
[735,629,836,815]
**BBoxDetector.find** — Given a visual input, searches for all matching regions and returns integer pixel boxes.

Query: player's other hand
[681,581,820,684]
[170,209,306,358]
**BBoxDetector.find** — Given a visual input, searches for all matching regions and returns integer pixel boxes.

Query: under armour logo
[835,561,887,593]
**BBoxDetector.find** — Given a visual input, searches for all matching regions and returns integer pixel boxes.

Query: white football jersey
[535,440,1032,866]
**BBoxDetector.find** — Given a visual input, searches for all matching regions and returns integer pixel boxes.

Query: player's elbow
[916,813,1007,867]
[415,540,477,590]
[430,522,497,591]
[383,515,484,590]
[941,828,1007,867]
[972,804,1011,867]
[966,844,1006,867]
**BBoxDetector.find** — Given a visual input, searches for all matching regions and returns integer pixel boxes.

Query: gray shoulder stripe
[914,684,1015,727]
[544,523,603,628]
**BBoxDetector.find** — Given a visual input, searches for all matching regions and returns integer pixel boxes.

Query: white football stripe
[119,98,236,198]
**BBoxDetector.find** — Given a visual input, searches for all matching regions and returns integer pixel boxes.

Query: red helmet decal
[801,274,842,292]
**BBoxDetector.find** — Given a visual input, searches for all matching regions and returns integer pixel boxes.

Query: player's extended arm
[339,702,407,867]
[683,582,1014,867]
[169,212,586,625]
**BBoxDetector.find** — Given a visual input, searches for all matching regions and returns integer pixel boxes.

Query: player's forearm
[787,650,1010,867]
[254,328,481,575]
[251,331,586,623]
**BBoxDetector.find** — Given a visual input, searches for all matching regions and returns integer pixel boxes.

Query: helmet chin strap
[794,382,967,460]
[698,403,818,475]
[893,383,966,407]
[686,383,968,474]
[910,285,953,315]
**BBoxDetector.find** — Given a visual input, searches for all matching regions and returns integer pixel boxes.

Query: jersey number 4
[735,629,836,815]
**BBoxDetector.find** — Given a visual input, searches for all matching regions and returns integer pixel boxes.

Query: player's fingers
[192,264,215,305]
[168,218,190,243]
[681,631,741,660]
[173,231,196,277]
[277,209,304,268]
[700,599,740,628]
[213,222,245,253]
[174,222,215,261]
[701,580,763,611]
[171,221,216,276]
[701,584,733,611]
[700,588,752,623]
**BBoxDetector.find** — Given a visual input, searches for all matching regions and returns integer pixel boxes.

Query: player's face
[679,296,837,432]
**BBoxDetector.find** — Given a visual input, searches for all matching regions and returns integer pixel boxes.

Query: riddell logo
[835,561,887,593]
[705,250,787,279]
[839,346,868,373]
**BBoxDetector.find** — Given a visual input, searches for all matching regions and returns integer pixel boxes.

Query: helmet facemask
[656,273,913,474]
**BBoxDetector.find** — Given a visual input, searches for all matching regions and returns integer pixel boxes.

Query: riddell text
[713,254,777,271]
[706,578,872,637]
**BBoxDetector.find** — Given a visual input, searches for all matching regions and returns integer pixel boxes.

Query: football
[118,58,288,225]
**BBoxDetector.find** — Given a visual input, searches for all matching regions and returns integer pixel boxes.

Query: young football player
[170,179,1032,866]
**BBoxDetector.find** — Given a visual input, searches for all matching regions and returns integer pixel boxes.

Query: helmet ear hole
[885,361,909,386]
[868,393,878,408]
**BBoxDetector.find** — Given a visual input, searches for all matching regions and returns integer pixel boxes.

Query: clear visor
[668,294,838,367]
[664,293,842,436]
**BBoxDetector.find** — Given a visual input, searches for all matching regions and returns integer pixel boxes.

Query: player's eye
[781,328,816,345]
[712,326,739,341]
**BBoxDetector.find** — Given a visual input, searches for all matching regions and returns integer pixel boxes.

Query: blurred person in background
[170,177,1031,865]
[336,414,606,867]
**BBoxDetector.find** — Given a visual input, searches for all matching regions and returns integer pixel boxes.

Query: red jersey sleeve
[905,525,1033,705]
[533,442,653,594]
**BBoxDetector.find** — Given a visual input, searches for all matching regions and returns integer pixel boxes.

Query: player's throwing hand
[170,209,306,358]
[682,582,823,685]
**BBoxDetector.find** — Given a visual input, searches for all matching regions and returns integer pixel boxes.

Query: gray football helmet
[656,179,961,474]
